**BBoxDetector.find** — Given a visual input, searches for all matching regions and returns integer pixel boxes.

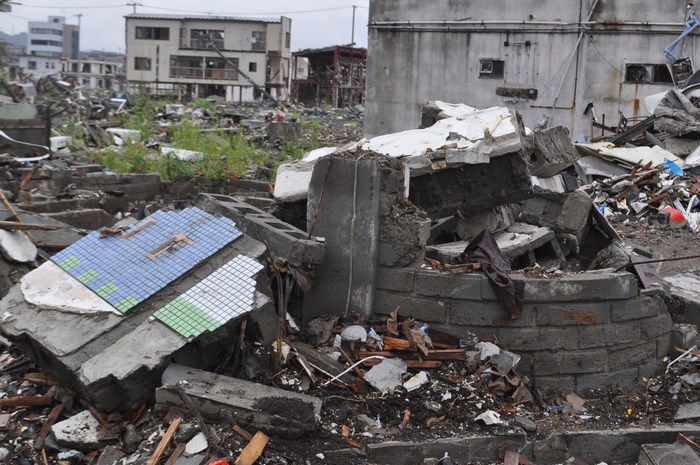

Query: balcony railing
[169,66,237,80]
[179,38,224,50]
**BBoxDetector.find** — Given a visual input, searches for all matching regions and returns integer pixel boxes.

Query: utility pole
[351,5,357,45]
[74,13,82,83]
[126,2,142,14]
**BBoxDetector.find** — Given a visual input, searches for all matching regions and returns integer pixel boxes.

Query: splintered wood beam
[235,431,270,465]
[0,221,60,231]
[147,416,182,465]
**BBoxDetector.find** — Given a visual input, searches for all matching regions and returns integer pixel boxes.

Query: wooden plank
[163,443,186,465]
[0,221,60,231]
[383,336,411,351]
[233,424,254,441]
[504,450,519,465]
[0,395,52,407]
[357,349,467,361]
[234,431,270,465]
[147,417,182,465]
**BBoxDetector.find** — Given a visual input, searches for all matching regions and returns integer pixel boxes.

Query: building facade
[61,58,125,91]
[365,0,700,140]
[292,45,366,107]
[124,14,291,102]
[27,16,78,60]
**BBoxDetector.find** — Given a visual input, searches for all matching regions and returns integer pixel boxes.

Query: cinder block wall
[374,268,671,390]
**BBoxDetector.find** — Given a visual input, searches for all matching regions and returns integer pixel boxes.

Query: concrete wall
[365,0,698,139]
[374,267,672,390]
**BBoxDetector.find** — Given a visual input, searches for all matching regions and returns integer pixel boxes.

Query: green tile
[115,296,139,313]
[96,282,119,298]
[59,255,82,271]
[77,268,99,284]
[154,297,221,338]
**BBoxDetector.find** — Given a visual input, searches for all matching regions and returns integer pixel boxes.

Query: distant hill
[0,31,26,46]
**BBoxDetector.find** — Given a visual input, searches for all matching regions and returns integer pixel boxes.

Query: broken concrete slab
[674,401,700,421]
[196,193,324,266]
[0,230,36,263]
[0,208,270,411]
[302,156,380,321]
[638,443,700,465]
[274,160,317,203]
[663,271,700,328]
[427,223,562,267]
[96,445,122,465]
[156,364,321,439]
[365,107,523,175]
[409,152,534,217]
[525,126,579,178]
[456,204,520,242]
[266,121,302,143]
[43,208,116,230]
[20,261,119,315]
[50,410,108,451]
[419,100,478,128]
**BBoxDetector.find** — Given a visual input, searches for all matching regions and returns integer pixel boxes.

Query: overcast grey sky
[2,0,371,52]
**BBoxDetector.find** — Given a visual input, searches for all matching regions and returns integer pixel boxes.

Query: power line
[138,4,362,15]
[18,3,124,8]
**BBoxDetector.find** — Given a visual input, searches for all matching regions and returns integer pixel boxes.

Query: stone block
[274,159,316,203]
[534,375,576,390]
[576,367,639,390]
[50,410,108,451]
[157,364,321,439]
[373,290,447,323]
[611,296,663,322]
[377,241,425,267]
[266,121,302,143]
[375,267,415,293]
[536,302,611,326]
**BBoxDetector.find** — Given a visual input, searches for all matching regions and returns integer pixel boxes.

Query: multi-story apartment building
[15,15,79,77]
[125,13,292,102]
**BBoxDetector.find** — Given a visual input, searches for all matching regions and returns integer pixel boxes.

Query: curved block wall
[374,268,671,390]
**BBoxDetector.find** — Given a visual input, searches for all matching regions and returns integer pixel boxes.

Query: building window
[169,55,238,80]
[31,39,62,46]
[249,62,257,72]
[135,26,170,40]
[45,62,50,69]
[31,51,61,58]
[251,31,266,51]
[479,59,505,78]
[30,28,62,35]
[187,29,224,49]
[134,57,152,71]
[285,32,290,48]
[51,62,55,69]
[28,61,36,70]
[625,64,673,84]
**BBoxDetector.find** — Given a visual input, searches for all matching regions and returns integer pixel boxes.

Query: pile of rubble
[0,95,699,465]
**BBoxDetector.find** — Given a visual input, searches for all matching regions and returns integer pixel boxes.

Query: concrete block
[513,272,639,302]
[44,208,116,230]
[535,349,607,376]
[373,290,447,323]
[50,410,108,451]
[608,341,657,371]
[578,322,641,349]
[448,301,511,326]
[674,402,700,421]
[519,191,591,244]
[274,159,316,202]
[409,152,533,217]
[536,302,611,326]
[527,126,580,178]
[497,326,579,351]
[640,313,673,339]
[639,443,700,465]
[375,267,415,293]
[611,296,663,321]
[576,367,639,390]
[534,375,576,390]
[414,271,481,300]
[196,193,324,265]
[303,157,380,321]
[377,240,425,267]
[156,364,321,438]
[266,122,302,143]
